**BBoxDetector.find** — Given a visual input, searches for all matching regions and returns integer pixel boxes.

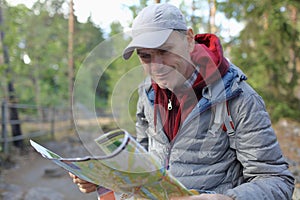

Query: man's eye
[138,53,151,59]
[158,49,171,55]
[159,49,167,54]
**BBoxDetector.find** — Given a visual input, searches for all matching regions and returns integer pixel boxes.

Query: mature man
[70,3,294,200]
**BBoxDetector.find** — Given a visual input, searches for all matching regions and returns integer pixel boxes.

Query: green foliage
[262,94,300,122]
[105,52,142,133]
[218,0,300,121]
[1,0,105,109]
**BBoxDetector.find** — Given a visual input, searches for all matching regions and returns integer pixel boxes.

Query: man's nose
[150,54,164,72]
[151,53,163,64]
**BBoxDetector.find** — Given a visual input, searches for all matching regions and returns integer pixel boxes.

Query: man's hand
[171,194,233,200]
[69,172,97,193]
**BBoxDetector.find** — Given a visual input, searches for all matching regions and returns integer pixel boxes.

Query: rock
[1,191,24,200]
[24,187,64,200]
[293,186,300,200]
[44,167,65,178]
[0,183,24,200]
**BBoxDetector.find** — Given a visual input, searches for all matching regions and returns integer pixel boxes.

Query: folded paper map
[30,129,195,199]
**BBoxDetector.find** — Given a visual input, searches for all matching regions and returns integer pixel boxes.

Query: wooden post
[1,100,8,154]
[50,107,55,140]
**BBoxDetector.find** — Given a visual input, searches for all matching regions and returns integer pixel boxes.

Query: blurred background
[0,0,299,199]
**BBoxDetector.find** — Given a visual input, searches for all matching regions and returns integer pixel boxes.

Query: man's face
[137,30,195,90]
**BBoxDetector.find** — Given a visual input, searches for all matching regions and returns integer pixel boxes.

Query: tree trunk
[7,83,23,148]
[287,5,298,91]
[208,0,217,33]
[0,4,23,148]
[68,0,74,129]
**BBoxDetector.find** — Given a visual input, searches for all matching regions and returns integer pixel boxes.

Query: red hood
[192,33,229,84]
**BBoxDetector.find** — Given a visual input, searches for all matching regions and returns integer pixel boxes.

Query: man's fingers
[77,182,97,193]
[72,177,90,184]
[68,172,76,179]
[68,172,97,193]
[69,173,88,184]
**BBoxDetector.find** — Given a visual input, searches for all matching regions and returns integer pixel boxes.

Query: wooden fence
[0,100,71,154]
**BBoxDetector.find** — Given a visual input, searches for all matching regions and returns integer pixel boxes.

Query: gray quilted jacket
[135,64,295,199]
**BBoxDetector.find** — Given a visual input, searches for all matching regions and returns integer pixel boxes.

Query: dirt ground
[0,142,97,200]
[1,118,300,200]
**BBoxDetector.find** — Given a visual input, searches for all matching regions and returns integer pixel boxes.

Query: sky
[6,0,243,38]
[6,0,185,31]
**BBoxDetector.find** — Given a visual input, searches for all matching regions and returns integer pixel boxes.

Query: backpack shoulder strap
[209,101,235,136]
[222,101,235,136]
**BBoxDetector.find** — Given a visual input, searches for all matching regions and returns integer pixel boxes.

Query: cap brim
[122,29,173,60]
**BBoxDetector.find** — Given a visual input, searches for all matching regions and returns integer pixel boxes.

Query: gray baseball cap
[122,3,187,60]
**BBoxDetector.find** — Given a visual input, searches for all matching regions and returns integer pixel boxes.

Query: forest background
[0,0,300,147]
[0,0,300,199]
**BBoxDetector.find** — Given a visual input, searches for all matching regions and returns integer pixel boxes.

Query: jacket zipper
[168,99,172,110]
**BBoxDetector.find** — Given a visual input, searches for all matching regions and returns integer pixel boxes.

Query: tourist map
[30,129,196,199]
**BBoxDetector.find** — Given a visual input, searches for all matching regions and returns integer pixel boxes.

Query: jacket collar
[144,63,246,110]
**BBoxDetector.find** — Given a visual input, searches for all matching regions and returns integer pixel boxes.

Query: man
[70,3,295,199]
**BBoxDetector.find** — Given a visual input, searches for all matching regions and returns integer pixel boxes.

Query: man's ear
[186,28,195,53]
